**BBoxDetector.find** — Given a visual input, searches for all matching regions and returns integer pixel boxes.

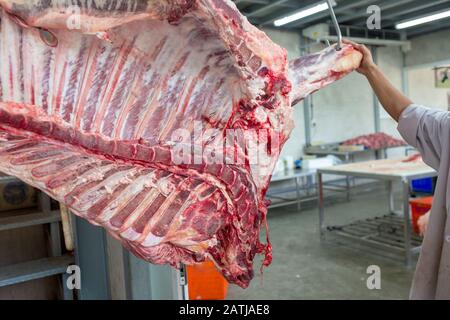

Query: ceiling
[233,0,450,38]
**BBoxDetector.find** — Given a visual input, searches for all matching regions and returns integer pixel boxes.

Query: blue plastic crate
[411,178,434,194]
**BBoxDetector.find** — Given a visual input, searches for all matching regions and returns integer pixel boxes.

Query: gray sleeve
[397,104,450,171]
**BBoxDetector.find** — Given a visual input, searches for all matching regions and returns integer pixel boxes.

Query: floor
[227,185,416,300]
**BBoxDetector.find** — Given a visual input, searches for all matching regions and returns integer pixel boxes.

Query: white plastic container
[302,157,334,170]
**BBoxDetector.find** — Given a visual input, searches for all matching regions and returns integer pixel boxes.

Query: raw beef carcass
[0,0,362,287]
[342,133,406,150]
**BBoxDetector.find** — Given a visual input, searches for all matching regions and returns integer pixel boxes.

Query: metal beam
[383,1,450,28]
[239,0,310,9]
[313,35,410,47]
[254,0,321,25]
[240,0,450,35]
[372,46,380,133]
[382,0,449,21]
[299,35,312,146]
[266,0,374,27]
[234,0,269,5]
[337,0,416,24]
[406,20,450,37]
[245,0,290,17]
[236,0,305,7]
[401,52,409,97]
[243,0,319,20]
[350,0,450,27]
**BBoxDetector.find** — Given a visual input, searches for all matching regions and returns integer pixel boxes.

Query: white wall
[377,46,403,138]
[408,68,449,110]
[405,29,450,67]
[405,29,450,112]
[376,46,406,158]
[310,66,374,144]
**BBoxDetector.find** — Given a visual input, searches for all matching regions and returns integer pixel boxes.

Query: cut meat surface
[342,133,406,150]
[0,0,362,287]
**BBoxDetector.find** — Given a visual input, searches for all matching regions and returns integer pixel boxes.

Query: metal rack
[266,169,317,210]
[0,187,74,299]
[317,158,437,266]
[327,214,423,256]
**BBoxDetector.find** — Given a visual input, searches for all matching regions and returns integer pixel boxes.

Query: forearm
[366,65,412,122]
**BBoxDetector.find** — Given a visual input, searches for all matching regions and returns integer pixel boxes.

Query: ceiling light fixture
[396,9,450,29]
[273,1,335,27]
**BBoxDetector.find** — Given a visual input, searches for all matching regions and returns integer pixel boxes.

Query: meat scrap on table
[342,133,406,149]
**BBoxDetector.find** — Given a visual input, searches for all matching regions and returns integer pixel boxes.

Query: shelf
[0,210,61,232]
[327,214,423,254]
[0,255,74,287]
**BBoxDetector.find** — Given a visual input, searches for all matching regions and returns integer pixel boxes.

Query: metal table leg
[303,176,308,196]
[307,175,314,196]
[345,174,351,201]
[388,180,395,214]
[318,172,326,240]
[295,177,301,211]
[176,264,189,300]
[350,154,356,187]
[344,154,351,201]
[402,179,413,267]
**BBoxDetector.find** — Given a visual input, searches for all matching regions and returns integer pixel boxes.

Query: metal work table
[307,142,408,201]
[317,158,437,267]
[266,169,317,210]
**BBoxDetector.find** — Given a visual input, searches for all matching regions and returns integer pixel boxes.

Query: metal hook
[326,0,342,51]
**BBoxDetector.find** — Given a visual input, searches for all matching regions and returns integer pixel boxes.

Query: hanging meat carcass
[0,0,362,287]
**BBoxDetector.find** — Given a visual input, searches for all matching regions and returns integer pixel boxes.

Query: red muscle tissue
[342,133,406,150]
[0,0,362,287]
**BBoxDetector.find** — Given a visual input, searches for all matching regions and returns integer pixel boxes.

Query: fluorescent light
[396,9,450,29]
[274,2,331,27]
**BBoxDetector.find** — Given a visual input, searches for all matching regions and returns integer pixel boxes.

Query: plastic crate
[187,260,228,300]
[411,178,434,194]
[409,197,433,234]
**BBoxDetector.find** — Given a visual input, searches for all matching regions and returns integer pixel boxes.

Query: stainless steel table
[266,169,317,210]
[317,158,437,267]
[305,143,406,201]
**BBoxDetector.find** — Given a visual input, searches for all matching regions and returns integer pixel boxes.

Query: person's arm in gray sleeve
[344,39,450,170]
[398,106,449,170]
[343,39,412,121]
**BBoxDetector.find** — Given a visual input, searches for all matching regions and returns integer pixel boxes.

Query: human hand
[342,39,377,76]
[418,211,431,236]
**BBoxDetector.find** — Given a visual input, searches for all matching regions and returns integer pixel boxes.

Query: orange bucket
[409,197,433,234]
[187,260,229,300]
